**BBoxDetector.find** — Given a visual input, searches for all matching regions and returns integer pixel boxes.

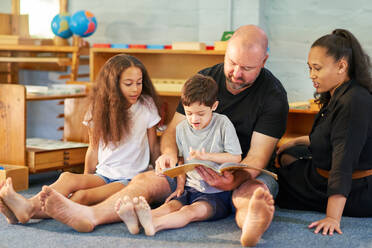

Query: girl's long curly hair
[311,29,372,106]
[88,54,160,147]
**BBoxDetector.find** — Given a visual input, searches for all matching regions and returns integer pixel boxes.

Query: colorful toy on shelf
[69,10,97,37]
[51,13,73,39]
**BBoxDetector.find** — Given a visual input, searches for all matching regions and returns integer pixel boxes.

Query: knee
[57,171,74,182]
[232,180,266,207]
[279,154,297,167]
[180,203,210,220]
[70,190,90,205]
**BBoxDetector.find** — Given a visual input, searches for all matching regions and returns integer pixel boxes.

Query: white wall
[262,0,372,102]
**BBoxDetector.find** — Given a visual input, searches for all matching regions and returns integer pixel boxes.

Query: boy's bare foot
[0,178,33,223]
[115,196,140,234]
[134,196,155,236]
[40,186,95,232]
[240,187,274,247]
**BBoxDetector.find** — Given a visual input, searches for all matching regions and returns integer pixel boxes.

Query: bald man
[36,25,288,247]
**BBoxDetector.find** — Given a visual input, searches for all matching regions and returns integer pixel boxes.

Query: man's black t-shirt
[176,63,289,157]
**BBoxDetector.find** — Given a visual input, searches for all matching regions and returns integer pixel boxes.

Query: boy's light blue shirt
[176,113,242,193]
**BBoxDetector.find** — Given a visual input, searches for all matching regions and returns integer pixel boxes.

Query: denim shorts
[95,173,131,186]
[172,186,232,221]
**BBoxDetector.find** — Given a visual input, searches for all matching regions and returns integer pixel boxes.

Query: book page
[162,163,208,178]
[219,162,278,180]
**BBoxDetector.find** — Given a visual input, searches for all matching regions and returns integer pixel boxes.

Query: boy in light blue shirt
[116,74,242,236]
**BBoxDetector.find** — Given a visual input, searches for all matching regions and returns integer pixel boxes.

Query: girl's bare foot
[0,178,33,223]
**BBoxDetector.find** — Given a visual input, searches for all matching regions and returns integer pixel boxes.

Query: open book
[162,162,278,180]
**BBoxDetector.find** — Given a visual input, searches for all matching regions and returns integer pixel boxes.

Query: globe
[69,10,97,37]
[51,13,73,39]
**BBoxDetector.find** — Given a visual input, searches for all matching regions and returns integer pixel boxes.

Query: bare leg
[232,179,274,247]
[115,196,140,234]
[135,196,212,236]
[40,171,171,232]
[70,182,125,205]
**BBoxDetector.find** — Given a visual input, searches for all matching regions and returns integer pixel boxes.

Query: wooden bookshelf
[278,107,319,147]
[89,48,225,124]
[0,84,88,181]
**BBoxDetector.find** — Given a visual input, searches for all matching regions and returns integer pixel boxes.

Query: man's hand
[155,153,178,176]
[195,166,235,191]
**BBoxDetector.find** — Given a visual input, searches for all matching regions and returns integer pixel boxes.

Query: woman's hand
[308,216,342,235]
[276,139,297,155]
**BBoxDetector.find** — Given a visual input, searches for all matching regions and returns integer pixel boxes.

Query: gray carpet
[1,171,372,248]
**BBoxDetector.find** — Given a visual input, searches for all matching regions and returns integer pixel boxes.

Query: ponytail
[312,29,372,106]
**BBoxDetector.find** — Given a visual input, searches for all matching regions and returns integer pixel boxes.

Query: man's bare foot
[40,186,95,232]
[134,196,155,236]
[115,196,140,234]
[0,178,33,223]
[241,187,274,247]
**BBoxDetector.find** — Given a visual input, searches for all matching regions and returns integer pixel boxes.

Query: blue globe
[69,10,97,37]
[51,13,73,39]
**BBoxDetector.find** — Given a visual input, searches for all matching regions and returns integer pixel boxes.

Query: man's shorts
[256,172,278,198]
[172,186,232,221]
[95,173,131,186]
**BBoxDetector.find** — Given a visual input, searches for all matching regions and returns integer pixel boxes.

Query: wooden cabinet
[89,48,225,123]
[278,108,319,147]
[0,84,88,189]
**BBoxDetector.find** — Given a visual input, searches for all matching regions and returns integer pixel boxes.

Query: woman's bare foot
[240,187,275,247]
[115,196,140,234]
[134,196,155,236]
[40,186,95,232]
[0,178,34,223]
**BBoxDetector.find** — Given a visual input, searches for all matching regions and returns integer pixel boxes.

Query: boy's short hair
[181,74,218,107]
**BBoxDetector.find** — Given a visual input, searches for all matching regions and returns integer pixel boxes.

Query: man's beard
[226,76,252,90]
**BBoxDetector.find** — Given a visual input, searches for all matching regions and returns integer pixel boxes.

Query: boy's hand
[188,147,209,161]
[165,188,184,203]
[155,153,177,176]
[308,216,342,235]
[195,166,235,191]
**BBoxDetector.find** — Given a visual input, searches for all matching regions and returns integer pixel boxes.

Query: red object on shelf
[129,44,147,49]
[164,45,172,49]
[92,43,111,48]
[206,45,214,50]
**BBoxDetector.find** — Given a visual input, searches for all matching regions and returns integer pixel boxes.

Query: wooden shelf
[90,48,225,124]
[26,92,87,101]
[289,108,319,114]
[90,47,225,55]
[0,44,79,53]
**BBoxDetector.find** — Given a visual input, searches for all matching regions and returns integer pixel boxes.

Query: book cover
[162,162,277,180]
